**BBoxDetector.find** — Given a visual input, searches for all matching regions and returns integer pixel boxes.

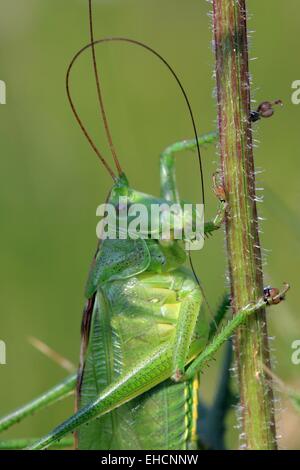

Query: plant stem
[212,0,277,449]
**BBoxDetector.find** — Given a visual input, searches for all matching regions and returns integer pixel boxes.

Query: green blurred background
[0,0,299,450]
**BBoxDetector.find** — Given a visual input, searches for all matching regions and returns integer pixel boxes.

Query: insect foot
[171,368,185,383]
[250,99,283,122]
[212,171,226,203]
[264,282,290,305]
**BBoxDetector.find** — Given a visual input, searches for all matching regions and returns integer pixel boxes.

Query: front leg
[160,133,227,237]
[204,172,227,236]
[160,131,218,203]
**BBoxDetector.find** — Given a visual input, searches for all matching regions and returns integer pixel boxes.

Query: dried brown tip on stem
[264,282,290,305]
[251,99,283,122]
[28,336,76,373]
[212,171,226,202]
[257,99,283,117]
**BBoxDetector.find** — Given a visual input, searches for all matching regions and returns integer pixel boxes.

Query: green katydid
[0,0,289,451]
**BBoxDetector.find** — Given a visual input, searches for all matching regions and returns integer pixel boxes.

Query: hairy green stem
[212,0,277,449]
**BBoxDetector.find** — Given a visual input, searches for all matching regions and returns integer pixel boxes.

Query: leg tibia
[28,343,173,450]
[204,172,227,236]
[171,282,203,381]
[184,298,266,381]
[184,283,289,380]
[28,328,208,450]
[160,133,227,236]
[204,199,227,236]
[160,132,218,202]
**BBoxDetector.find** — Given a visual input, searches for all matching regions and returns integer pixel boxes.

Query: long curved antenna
[88,1,122,175]
[67,37,206,205]
[66,61,116,180]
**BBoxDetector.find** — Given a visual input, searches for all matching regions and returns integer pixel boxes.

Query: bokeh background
[0,0,299,450]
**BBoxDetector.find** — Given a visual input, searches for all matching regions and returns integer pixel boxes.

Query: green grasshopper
[0,0,288,451]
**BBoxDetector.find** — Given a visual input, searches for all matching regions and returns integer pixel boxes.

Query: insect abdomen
[77,269,203,449]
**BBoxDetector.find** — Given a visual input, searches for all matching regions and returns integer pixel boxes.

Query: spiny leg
[28,282,210,454]
[160,132,218,202]
[171,279,203,382]
[160,104,281,231]
[27,285,288,449]
[160,134,228,381]
[0,373,76,434]
[160,98,281,184]
[160,131,218,203]
[27,271,205,450]
[160,133,227,235]
[204,172,227,236]
[181,283,290,382]
[27,342,176,450]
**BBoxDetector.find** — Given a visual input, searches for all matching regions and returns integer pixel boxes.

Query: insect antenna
[88,0,122,176]
[66,57,116,180]
[66,36,206,205]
